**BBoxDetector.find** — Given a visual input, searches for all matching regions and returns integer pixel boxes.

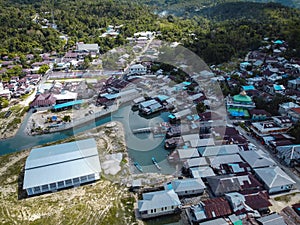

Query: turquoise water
[0,105,176,174]
[0,109,111,156]
[112,105,176,174]
[0,105,182,224]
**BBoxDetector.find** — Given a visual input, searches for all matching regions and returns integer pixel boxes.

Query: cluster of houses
[220,39,300,118]
[29,79,95,110]
[0,53,47,100]
[209,39,300,167]
[134,39,300,224]
[137,126,296,224]
[56,42,100,70]
[3,32,300,224]
[0,41,101,105]
[0,75,40,99]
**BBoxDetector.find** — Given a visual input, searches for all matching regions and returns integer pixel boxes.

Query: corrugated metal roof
[202,197,232,220]
[208,154,244,167]
[199,144,239,157]
[171,178,205,193]
[174,109,192,119]
[23,155,101,188]
[185,157,208,168]
[239,150,276,168]
[257,213,287,225]
[23,139,101,189]
[254,166,295,188]
[177,148,199,159]
[138,189,181,211]
[190,166,215,178]
[25,138,98,169]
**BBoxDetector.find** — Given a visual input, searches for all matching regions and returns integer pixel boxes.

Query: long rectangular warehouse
[23,138,101,196]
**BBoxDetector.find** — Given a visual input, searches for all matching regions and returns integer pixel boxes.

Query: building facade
[138,189,181,219]
[23,138,101,196]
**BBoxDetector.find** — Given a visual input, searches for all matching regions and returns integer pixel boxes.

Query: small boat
[152,157,161,170]
[134,162,143,172]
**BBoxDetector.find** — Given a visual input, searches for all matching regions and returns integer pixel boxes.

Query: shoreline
[0,111,28,140]
[0,120,138,224]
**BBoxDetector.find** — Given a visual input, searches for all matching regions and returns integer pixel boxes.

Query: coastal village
[1,30,300,225]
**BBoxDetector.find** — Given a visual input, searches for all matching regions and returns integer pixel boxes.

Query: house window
[154,209,156,213]
[165,207,167,210]
[161,207,164,211]
[151,209,153,213]
[171,206,174,209]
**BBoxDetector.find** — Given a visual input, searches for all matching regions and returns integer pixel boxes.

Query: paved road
[123,36,155,72]
[19,72,50,107]
[19,88,37,106]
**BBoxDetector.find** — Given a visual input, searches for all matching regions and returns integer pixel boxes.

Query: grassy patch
[274,192,297,202]
[0,123,136,225]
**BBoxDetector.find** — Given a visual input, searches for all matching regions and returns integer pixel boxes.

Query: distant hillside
[198,2,294,20]
[140,0,300,15]
[1,0,300,65]
[0,0,157,54]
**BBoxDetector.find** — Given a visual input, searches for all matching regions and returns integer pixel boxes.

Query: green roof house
[227,91,255,117]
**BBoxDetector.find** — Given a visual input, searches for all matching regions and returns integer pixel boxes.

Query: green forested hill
[140,0,300,13]
[0,0,300,65]
[0,0,157,55]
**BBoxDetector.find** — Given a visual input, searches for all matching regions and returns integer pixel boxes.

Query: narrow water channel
[0,105,177,175]
[0,105,183,224]
[0,108,111,155]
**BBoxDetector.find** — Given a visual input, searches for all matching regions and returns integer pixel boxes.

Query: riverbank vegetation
[0,104,29,139]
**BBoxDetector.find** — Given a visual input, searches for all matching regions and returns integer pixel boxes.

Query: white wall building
[138,189,181,219]
[23,138,101,196]
[129,64,147,75]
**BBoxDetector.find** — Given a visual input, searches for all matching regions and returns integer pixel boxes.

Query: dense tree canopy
[0,0,300,65]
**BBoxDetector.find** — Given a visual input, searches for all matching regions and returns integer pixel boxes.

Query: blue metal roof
[53,100,83,110]
[183,81,191,86]
[156,95,169,101]
[274,40,283,44]
[274,84,284,91]
[193,114,200,120]
[103,93,119,100]
[168,114,176,119]
[228,163,245,173]
[242,85,255,91]
[167,183,173,190]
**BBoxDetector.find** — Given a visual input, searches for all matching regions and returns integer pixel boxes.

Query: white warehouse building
[23,138,101,196]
